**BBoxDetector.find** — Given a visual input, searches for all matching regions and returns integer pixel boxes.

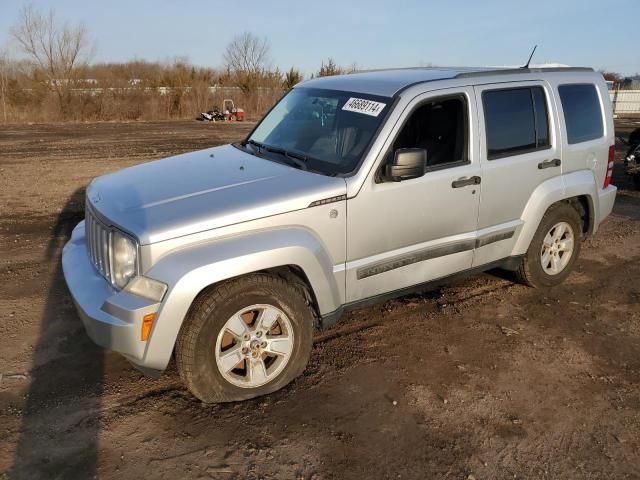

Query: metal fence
[609,90,640,116]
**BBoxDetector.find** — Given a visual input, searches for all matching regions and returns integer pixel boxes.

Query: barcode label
[342,97,386,117]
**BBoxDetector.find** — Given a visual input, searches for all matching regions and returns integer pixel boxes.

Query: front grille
[85,205,112,282]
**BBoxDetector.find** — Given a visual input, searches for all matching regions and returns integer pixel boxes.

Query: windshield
[246,87,392,175]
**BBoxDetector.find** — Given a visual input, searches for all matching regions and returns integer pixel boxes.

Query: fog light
[124,276,167,302]
[141,313,156,341]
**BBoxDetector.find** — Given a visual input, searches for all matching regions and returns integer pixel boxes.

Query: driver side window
[392,95,468,168]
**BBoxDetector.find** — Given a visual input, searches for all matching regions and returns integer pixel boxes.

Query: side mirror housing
[384,148,427,182]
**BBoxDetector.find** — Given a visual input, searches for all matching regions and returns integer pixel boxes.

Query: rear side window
[558,84,603,144]
[482,87,550,159]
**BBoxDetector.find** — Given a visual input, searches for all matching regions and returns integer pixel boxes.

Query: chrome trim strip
[357,239,475,280]
[475,229,515,248]
[308,194,347,208]
[356,229,515,280]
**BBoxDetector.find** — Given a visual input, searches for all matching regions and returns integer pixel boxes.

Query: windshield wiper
[244,139,265,153]
[273,148,309,171]
[245,140,308,171]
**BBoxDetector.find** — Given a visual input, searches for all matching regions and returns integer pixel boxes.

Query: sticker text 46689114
[342,97,386,117]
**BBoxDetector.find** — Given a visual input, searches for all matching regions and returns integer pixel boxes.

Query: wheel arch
[188,265,322,329]
[512,171,599,255]
[140,228,342,371]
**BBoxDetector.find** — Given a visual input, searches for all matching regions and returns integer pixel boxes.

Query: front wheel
[515,203,582,288]
[175,274,314,403]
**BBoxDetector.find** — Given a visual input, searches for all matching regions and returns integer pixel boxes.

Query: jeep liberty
[63,67,617,402]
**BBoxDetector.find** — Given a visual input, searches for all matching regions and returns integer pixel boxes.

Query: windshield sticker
[342,97,386,117]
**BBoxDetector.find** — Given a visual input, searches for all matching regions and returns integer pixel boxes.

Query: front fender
[511,170,598,255]
[140,227,343,370]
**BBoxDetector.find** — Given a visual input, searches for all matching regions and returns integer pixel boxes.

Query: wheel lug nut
[252,351,259,358]
[260,341,267,348]
[241,347,249,355]
[256,331,262,338]
[243,333,250,341]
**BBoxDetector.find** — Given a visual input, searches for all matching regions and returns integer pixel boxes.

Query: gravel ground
[1,119,639,480]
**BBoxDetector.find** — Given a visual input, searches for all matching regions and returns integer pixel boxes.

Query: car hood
[87,144,346,244]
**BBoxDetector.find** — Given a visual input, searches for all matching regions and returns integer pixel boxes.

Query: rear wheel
[515,203,582,288]
[176,274,314,403]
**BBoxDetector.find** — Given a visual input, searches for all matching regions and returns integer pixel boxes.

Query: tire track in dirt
[2,121,640,480]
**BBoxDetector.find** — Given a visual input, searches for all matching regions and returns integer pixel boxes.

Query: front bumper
[62,221,162,370]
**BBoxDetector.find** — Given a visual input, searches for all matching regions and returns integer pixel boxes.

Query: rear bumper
[62,221,163,370]
[596,185,617,228]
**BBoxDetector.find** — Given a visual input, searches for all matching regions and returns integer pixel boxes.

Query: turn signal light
[141,313,157,341]
[604,145,615,188]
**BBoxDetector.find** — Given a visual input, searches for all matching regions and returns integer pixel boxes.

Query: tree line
[0,5,357,122]
[3,6,631,123]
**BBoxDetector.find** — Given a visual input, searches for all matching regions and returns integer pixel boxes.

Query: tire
[515,202,582,288]
[175,274,314,403]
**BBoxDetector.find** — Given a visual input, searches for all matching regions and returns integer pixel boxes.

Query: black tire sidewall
[525,204,582,287]
[182,276,314,402]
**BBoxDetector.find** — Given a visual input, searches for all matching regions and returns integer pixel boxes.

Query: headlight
[110,230,137,288]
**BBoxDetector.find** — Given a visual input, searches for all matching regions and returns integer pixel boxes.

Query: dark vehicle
[622,128,640,189]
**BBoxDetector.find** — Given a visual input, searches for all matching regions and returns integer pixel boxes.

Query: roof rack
[454,67,594,78]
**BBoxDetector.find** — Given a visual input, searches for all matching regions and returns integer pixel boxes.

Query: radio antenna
[523,45,537,69]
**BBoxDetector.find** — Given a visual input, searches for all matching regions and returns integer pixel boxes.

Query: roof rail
[455,67,594,78]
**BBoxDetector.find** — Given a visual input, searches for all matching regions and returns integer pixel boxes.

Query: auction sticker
[342,97,386,117]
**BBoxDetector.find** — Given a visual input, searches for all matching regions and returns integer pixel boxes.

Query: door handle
[538,158,561,169]
[451,176,481,188]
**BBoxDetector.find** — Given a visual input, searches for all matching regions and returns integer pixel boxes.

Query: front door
[345,87,481,303]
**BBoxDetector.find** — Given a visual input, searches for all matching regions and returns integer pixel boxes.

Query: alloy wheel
[215,304,294,388]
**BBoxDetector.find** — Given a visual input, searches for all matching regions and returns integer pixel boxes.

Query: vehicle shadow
[9,188,105,479]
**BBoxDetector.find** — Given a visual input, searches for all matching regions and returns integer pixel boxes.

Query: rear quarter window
[558,84,604,144]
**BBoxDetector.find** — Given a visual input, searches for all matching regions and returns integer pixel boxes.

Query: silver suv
[63,67,617,402]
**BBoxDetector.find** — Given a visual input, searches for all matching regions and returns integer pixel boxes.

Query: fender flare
[511,170,598,255]
[140,228,343,370]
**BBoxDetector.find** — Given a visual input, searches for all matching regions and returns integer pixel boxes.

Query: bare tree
[599,69,623,88]
[223,32,270,94]
[224,32,270,74]
[0,50,10,122]
[10,5,94,117]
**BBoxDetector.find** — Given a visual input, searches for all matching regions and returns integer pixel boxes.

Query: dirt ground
[1,119,640,480]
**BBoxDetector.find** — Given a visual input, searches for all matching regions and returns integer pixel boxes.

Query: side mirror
[384,148,427,182]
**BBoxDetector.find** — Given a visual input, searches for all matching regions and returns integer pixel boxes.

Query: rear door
[472,81,562,267]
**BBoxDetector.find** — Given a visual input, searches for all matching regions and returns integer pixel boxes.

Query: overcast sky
[1,0,638,76]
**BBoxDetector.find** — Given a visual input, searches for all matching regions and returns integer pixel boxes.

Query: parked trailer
[610,90,640,117]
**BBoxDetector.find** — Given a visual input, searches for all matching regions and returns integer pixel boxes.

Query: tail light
[604,145,615,188]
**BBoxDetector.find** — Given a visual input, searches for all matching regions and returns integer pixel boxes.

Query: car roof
[297,66,594,97]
